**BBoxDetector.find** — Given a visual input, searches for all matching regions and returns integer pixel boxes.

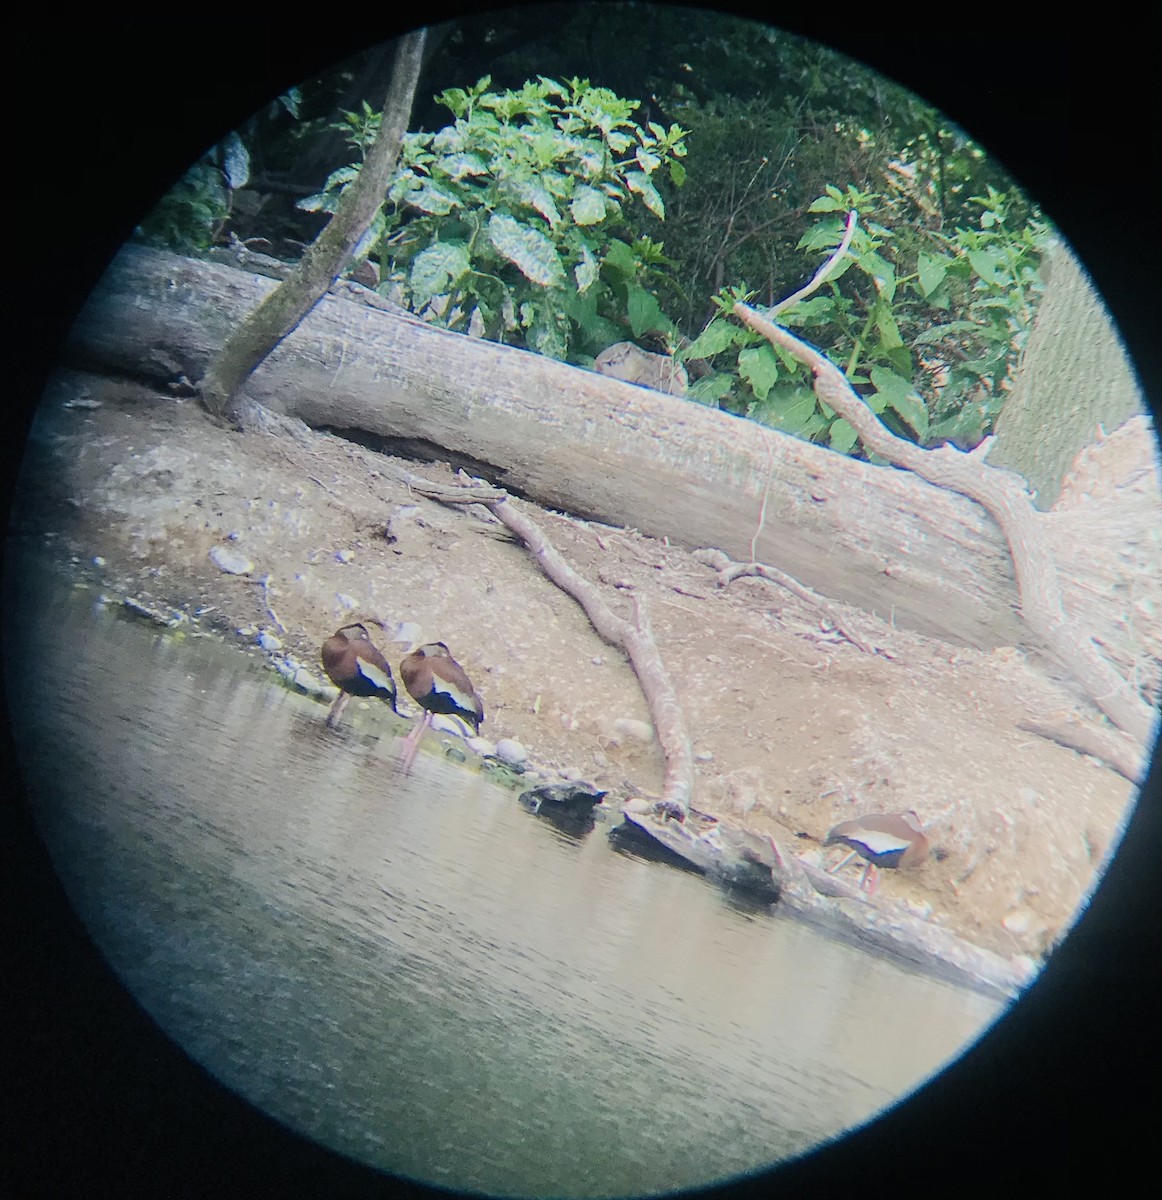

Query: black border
[7,9,1160,1197]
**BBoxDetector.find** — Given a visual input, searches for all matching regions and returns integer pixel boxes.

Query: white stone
[495,738,528,765]
[209,545,253,575]
[611,718,654,743]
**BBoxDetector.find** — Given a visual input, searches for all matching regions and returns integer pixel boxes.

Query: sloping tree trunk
[200,28,426,423]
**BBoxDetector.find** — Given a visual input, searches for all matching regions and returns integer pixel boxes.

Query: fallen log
[62,240,1157,708]
[65,244,1027,651]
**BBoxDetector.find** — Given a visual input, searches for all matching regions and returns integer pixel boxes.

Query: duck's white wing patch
[356,659,394,692]
[431,676,474,711]
[852,830,910,855]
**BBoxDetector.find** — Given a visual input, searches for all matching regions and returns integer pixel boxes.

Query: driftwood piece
[734,303,1157,748]
[411,478,694,817]
[691,546,887,656]
[66,244,1028,651]
[1017,715,1146,785]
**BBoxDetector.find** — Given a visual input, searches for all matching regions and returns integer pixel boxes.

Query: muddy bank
[8,368,1147,980]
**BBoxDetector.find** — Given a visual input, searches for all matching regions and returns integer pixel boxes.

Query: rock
[610,717,654,743]
[209,545,253,575]
[334,548,355,564]
[593,341,688,397]
[334,593,358,611]
[495,738,528,765]
[466,736,496,758]
[431,714,470,737]
[257,630,283,651]
[392,621,422,646]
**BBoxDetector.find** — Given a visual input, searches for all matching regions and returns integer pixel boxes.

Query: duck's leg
[398,712,432,773]
[860,863,879,894]
[326,691,350,729]
[828,850,858,876]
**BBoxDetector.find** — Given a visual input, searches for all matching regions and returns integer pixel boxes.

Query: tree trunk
[64,243,1158,682]
[200,30,426,422]
[990,239,1147,509]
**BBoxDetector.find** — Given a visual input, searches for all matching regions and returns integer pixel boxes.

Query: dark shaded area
[7,9,1160,1199]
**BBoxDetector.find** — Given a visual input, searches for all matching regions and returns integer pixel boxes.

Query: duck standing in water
[824,811,930,895]
[398,642,484,772]
[320,621,399,728]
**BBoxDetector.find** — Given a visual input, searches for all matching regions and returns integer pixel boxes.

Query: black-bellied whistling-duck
[824,811,929,894]
[320,621,398,728]
[397,642,484,772]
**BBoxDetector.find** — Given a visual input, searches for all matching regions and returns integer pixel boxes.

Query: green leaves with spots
[301,75,687,360]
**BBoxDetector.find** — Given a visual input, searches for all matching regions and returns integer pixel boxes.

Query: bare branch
[732,302,1157,748]
[767,208,858,317]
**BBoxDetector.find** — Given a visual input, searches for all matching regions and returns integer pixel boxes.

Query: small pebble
[694,750,714,763]
[467,737,496,758]
[393,621,422,646]
[209,545,253,575]
[335,549,355,564]
[92,555,106,567]
[495,738,528,766]
[335,593,359,611]
[257,631,283,652]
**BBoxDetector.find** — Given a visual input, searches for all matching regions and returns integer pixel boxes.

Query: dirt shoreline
[10,367,1143,973]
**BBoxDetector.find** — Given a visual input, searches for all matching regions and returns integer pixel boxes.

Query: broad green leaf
[669,160,686,187]
[798,220,845,252]
[409,182,460,215]
[442,152,488,180]
[627,285,663,337]
[828,419,859,454]
[602,239,638,279]
[807,196,846,213]
[512,180,562,227]
[574,245,599,293]
[968,247,1007,285]
[867,367,928,437]
[409,241,471,306]
[570,184,607,226]
[912,320,981,345]
[624,170,665,218]
[874,303,904,349]
[886,390,929,437]
[916,251,950,297]
[687,373,734,405]
[859,251,896,301]
[487,212,566,286]
[738,344,780,402]
[759,385,817,435]
[682,319,743,359]
[634,147,661,173]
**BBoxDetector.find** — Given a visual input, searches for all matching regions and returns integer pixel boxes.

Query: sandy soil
[11,367,1148,963]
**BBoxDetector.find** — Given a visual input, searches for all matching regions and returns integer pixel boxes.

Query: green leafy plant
[138,90,302,253]
[301,76,688,361]
[680,182,1048,456]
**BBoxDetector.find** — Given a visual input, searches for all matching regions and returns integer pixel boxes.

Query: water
[5,558,1001,1197]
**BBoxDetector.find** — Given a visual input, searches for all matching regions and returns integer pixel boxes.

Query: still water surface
[8,563,1001,1197]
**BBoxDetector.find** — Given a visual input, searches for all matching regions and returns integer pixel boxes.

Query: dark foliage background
[7,8,1160,1198]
